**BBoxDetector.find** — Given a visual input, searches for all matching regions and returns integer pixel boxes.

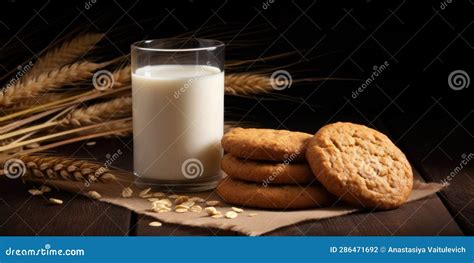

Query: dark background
[0,0,473,236]
[1,0,472,120]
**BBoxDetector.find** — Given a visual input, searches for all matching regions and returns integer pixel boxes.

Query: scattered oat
[205,200,220,206]
[189,197,206,203]
[174,196,189,205]
[149,221,162,227]
[231,207,244,213]
[190,205,202,213]
[148,198,161,202]
[168,194,178,199]
[153,199,172,207]
[153,192,165,198]
[211,212,223,219]
[205,207,218,216]
[247,213,258,217]
[87,191,102,200]
[225,211,238,219]
[140,194,153,198]
[139,188,152,198]
[152,203,172,213]
[40,185,52,193]
[49,198,63,205]
[28,189,43,196]
[179,201,195,208]
[86,141,96,146]
[175,208,189,213]
[121,187,133,198]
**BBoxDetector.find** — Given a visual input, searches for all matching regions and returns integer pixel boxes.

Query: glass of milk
[131,39,224,192]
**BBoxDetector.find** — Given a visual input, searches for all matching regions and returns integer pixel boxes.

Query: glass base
[134,173,222,193]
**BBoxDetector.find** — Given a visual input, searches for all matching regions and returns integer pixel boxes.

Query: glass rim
[131,38,224,52]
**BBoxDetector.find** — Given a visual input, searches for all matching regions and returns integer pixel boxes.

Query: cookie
[221,128,312,162]
[306,122,413,210]
[217,176,335,209]
[221,154,314,185]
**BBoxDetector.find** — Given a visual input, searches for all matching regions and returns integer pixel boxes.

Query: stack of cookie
[217,128,335,209]
[217,123,414,211]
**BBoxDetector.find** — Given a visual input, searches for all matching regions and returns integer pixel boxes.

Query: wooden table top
[1,114,472,236]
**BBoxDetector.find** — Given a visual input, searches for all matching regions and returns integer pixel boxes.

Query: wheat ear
[60,97,132,127]
[0,61,110,106]
[25,33,104,78]
[112,65,131,87]
[15,155,117,183]
[225,73,273,95]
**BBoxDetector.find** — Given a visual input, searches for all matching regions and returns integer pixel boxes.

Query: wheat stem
[7,126,132,158]
[0,118,131,152]
[0,86,130,123]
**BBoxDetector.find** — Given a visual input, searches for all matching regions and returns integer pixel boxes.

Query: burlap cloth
[36,174,444,236]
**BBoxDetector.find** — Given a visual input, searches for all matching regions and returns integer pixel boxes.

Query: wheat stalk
[0,61,110,106]
[25,33,104,78]
[82,119,132,137]
[15,155,117,183]
[60,97,132,127]
[225,73,273,95]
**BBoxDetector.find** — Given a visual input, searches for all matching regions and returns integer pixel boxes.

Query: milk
[132,65,224,181]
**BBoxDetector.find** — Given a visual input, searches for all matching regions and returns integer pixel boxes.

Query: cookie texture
[217,176,335,209]
[221,128,312,161]
[306,122,413,210]
[221,154,314,184]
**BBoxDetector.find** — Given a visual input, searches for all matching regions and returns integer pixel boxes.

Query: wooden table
[1,114,472,236]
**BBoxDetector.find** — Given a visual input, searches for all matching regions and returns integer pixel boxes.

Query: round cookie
[221,128,312,162]
[221,154,315,184]
[217,176,335,209]
[306,122,413,210]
